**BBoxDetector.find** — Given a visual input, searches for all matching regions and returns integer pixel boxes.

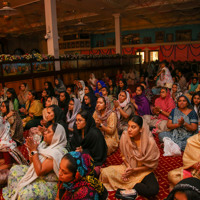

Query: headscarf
[189,77,199,92]
[81,93,96,115]
[47,105,69,140]
[116,91,131,119]
[58,151,108,200]
[77,80,85,102]
[154,88,175,120]
[167,177,200,200]
[71,111,107,166]
[18,83,29,105]
[66,98,81,129]
[177,95,193,110]
[120,120,160,169]
[44,81,55,97]
[0,116,27,165]
[11,123,68,200]
[42,97,58,122]
[94,80,106,95]
[133,89,151,116]
[95,96,112,126]
[58,91,70,115]
[54,78,66,93]
[171,83,183,103]
[89,73,97,90]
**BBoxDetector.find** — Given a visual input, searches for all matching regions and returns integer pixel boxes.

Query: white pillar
[113,13,122,55]
[44,0,60,71]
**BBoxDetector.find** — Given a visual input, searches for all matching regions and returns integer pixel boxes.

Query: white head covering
[78,80,85,102]
[12,123,67,200]
[66,98,81,129]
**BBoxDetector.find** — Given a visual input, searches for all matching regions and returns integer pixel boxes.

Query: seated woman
[101,86,114,109]
[100,115,160,200]
[3,123,68,200]
[152,62,173,95]
[143,87,175,134]
[66,98,81,141]
[167,178,200,200]
[41,89,50,108]
[29,96,58,140]
[94,80,106,97]
[6,88,19,112]
[108,79,117,98]
[168,132,200,190]
[76,80,85,102]
[84,85,97,104]
[54,78,66,97]
[159,95,198,151]
[93,96,119,155]
[0,116,27,171]
[117,79,128,95]
[1,100,24,145]
[82,93,96,115]
[18,83,29,108]
[56,152,108,200]
[185,77,200,101]
[70,110,107,174]
[113,91,135,136]
[191,92,200,120]
[21,90,43,130]
[88,73,98,91]
[44,81,55,97]
[58,91,70,116]
[131,85,151,116]
[171,83,183,103]
[140,81,153,103]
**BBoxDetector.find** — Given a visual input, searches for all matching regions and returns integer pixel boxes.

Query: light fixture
[0,1,18,16]
[75,19,86,26]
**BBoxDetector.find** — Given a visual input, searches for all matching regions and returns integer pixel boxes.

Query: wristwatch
[159,109,163,113]
[31,151,38,156]
[99,123,103,128]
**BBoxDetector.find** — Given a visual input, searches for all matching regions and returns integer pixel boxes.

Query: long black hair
[191,92,200,118]
[7,88,18,102]
[1,100,10,116]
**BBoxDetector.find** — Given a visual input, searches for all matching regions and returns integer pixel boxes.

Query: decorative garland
[0,53,54,62]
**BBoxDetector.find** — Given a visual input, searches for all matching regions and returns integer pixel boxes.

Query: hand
[76,146,83,153]
[19,107,26,113]
[178,117,184,126]
[114,100,120,108]
[29,113,34,118]
[38,125,46,134]
[154,76,157,80]
[40,119,47,126]
[121,167,135,182]
[25,137,39,152]
[95,119,101,128]
[6,111,15,118]
[130,98,135,104]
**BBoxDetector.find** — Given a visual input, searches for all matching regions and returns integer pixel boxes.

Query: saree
[168,133,200,188]
[159,107,198,151]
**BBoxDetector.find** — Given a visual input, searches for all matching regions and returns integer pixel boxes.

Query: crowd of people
[0,60,200,200]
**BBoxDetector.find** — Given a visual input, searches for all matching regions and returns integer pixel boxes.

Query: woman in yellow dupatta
[168,133,200,190]
[21,90,43,129]
[100,115,160,200]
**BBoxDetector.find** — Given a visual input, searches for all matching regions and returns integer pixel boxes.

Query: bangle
[159,109,163,113]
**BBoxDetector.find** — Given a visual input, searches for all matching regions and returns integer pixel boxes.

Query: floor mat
[0,132,183,200]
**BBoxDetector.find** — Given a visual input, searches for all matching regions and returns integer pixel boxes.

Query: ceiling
[0,0,200,37]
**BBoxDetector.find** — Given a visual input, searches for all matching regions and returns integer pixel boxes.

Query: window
[149,50,159,62]
[136,51,145,64]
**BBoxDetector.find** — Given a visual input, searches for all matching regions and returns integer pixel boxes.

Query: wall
[91,24,200,47]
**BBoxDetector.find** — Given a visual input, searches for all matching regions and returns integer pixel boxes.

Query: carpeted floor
[0,131,183,200]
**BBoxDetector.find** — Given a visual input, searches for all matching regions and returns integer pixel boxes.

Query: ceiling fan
[0,1,18,16]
